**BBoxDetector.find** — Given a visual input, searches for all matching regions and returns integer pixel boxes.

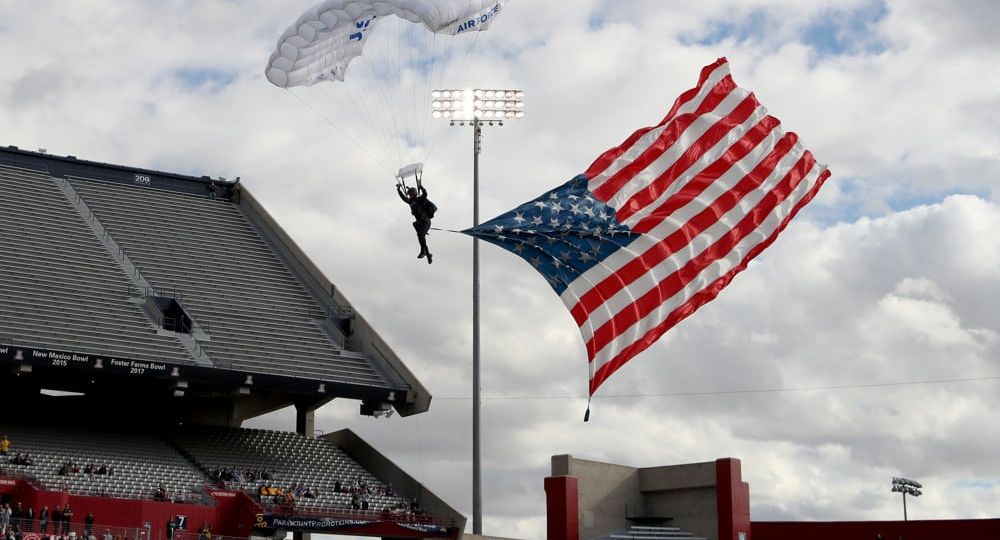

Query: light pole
[891,476,922,521]
[432,88,524,535]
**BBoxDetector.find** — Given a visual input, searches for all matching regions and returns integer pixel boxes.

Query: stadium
[0,145,464,540]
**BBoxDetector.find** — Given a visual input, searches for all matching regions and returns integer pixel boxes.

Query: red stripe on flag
[591,74,737,202]
[584,58,731,179]
[588,164,832,394]
[614,92,762,223]
[630,115,783,234]
[570,131,799,327]
[584,147,816,358]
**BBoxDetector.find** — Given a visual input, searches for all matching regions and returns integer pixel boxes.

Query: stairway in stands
[595,524,706,540]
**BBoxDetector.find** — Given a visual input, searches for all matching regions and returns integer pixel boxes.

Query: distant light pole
[891,476,922,521]
[432,88,524,535]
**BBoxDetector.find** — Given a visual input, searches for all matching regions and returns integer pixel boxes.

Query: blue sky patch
[681,9,771,47]
[803,2,889,56]
[956,479,1000,490]
[173,68,236,91]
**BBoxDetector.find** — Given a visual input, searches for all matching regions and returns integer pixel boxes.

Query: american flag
[464,58,831,400]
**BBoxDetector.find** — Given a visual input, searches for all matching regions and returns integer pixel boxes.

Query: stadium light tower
[891,476,922,521]
[432,88,525,535]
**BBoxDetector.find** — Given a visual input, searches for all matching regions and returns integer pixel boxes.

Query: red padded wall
[716,458,751,540]
[544,475,579,540]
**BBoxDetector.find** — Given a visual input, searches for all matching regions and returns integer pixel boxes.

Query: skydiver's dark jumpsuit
[398,184,435,264]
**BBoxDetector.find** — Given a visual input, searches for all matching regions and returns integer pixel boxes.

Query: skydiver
[397,179,436,264]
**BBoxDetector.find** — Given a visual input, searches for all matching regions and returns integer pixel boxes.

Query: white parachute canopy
[265,0,507,175]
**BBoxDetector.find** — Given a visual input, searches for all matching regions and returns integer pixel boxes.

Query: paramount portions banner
[254,514,456,538]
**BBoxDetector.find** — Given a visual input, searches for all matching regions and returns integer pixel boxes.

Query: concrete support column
[294,403,316,540]
[295,403,315,438]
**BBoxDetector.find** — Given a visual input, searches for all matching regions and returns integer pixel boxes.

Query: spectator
[2,503,11,534]
[61,504,72,536]
[96,464,107,475]
[334,479,342,493]
[84,512,94,536]
[11,503,21,531]
[101,530,112,540]
[23,507,32,533]
[154,484,167,502]
[38,506,49,534]
[0,435,10,456]
[52,506,62,534]
[166,518,177,540]
[198,524,211,540]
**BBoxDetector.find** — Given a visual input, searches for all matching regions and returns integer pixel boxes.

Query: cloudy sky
[2,1,999,538]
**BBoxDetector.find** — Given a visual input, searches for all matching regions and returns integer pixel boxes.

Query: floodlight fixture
[431,88,525,124]
[891,476,923,521]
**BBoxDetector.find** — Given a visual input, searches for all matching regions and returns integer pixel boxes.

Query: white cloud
[3,1,1000,538]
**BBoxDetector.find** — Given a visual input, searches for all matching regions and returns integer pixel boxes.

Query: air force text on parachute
[455,2,502,33]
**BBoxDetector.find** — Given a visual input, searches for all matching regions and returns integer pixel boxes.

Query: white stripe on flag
[586,61,733,190]
[566,137,807,345]
[559,118,787,314]
[598,88,752,214]
[589,162,826,373]
[619,104,770,229]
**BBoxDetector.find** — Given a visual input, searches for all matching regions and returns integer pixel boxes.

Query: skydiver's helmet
[407,187,418,198]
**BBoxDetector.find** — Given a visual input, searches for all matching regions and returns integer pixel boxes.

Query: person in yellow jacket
[0,435,10,455]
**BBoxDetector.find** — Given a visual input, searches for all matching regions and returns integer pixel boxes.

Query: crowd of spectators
[7,454,33,466]
[332,477,399,512]
[0,499,108,540]
[257,482,318,505]
[56,462,114,477]
[0,437,34,468]
[207,467,273,484]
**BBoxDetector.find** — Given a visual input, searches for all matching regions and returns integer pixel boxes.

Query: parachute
[265,0,508,177]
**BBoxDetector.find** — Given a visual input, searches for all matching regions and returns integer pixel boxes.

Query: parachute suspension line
[416,31,440,167]
[338,46,397,167]
[406,17,424,167]
[355,24,402,167]
[332,38,403,172]
[284,88,395,178]
[390,15,408,168]
[316,81,395,172]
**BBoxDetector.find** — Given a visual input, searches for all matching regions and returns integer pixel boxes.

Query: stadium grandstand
[0,145,465,540]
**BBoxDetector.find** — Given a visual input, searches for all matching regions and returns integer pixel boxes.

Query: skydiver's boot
[426,252,433,265]
[417,234,429,259]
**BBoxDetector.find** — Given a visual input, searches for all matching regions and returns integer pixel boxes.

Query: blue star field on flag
[464,174,639,295]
